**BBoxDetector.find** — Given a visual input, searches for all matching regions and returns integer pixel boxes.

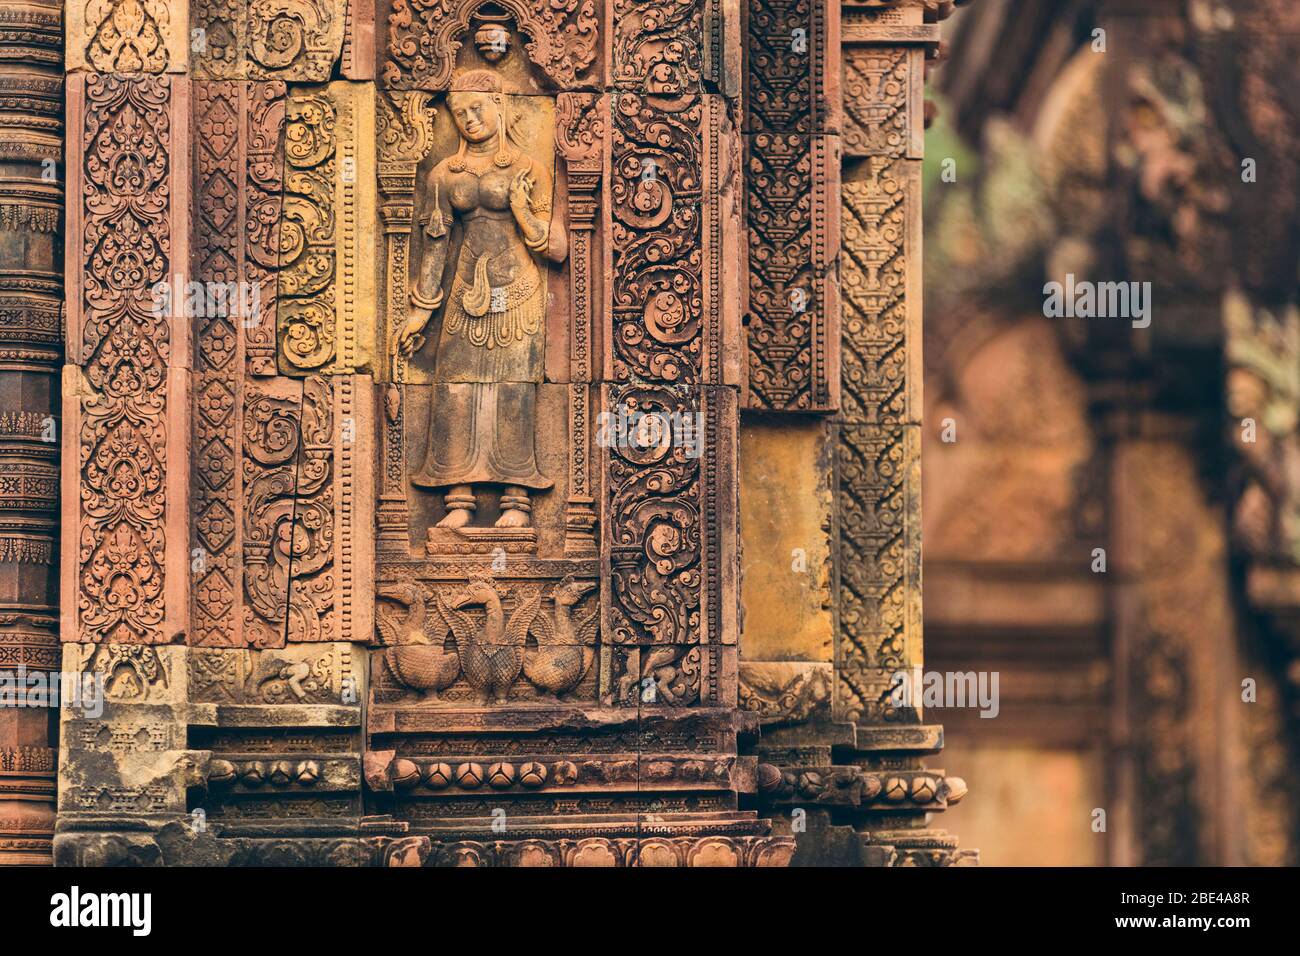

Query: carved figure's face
[448,91,500,144]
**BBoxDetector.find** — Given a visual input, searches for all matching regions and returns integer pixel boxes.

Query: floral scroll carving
[241,379,329,647]
[240,377,372,647]
[604,384,702,645]
[75,75,174,644]
[191,81,287,646]
[607,4,703,647]
[81,0,174,73]
[743,0,839,411]
[611,0,702,90]
[833,26,922,723]
[604,0,740,651]
[383,0,599,90]
[556,93,604,170]
[279,93,339,374]
[191,0,346,81]
[277,83,376,377]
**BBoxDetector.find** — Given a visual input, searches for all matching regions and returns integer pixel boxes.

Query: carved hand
[397,307,434,357]
[509,170,534,213]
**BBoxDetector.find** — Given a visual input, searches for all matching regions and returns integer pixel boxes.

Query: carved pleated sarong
[412,263,551,490]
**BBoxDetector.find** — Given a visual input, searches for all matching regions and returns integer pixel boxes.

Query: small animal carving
[244,654,315,702]
[376,582,460,699]
[523,575,598,697]
[446,581,539,703]
[617,647,687,704]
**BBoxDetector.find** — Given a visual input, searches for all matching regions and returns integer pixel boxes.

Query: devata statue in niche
[396,68,566,529]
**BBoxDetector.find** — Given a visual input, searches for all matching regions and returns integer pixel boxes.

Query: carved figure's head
[448,70,506,145]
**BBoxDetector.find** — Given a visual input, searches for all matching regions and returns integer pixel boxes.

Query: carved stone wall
[356,0,787,867]
[38,0,793,866]
[53,0,381,866]
[35,0,971,867]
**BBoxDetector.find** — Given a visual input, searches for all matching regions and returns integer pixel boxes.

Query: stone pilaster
[741,0,975,866]
[0,0,63,866]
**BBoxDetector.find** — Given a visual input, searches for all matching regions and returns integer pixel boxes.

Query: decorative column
[0,0,62,866]
[742,0,975,865]
[831,0,973,866]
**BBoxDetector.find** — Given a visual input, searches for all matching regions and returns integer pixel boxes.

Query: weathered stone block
[191,0,347,81]
[235,376,375,647]
[738,660,833,726]
[740,417,834,660]
[834,422,922,724]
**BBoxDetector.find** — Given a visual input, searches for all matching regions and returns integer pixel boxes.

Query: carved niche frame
[372,0,610,714]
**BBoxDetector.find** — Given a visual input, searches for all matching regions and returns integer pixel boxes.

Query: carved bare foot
[495,508,529,528]
[495,486,531,528]
[437,507,473,529]
[438,485,475,528]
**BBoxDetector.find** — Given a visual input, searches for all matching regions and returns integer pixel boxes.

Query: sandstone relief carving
[396,69,565,533]
[374,576,598,705]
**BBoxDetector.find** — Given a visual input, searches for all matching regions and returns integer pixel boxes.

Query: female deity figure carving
[397,69,566,529]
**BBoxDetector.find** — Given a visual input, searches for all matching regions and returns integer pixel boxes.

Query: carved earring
[449,137,467,173]
[494,101,512,168]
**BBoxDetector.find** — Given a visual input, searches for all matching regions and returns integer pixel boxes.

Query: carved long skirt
[411,272,552,491]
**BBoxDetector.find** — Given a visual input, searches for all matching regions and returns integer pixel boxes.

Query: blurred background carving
[925,0,1300,865]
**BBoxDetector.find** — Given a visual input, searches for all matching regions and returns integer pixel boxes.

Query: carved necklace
[448,114,517,174]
